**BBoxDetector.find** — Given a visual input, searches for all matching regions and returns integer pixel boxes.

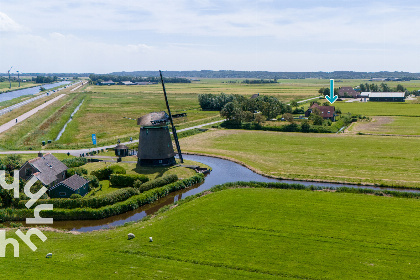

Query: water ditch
[55,99,84,141]
[41,154,419,232]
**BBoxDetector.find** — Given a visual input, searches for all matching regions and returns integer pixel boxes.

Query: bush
[91,165,126,180]
[136,174,178,193]
[67,167,88,177]
[62,157,88,168]
[70,194,82,199]
[1,173,205,221]
[110,174,149,188]
[83,175,99,189]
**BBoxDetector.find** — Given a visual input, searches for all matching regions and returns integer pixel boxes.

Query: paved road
[0,94,66,134]
[287,96,321,106]
[0,119,225,156]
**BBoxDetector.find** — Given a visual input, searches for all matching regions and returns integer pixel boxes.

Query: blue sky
[1,0,419,73]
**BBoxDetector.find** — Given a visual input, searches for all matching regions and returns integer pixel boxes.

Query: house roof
[310,103,335,118]
[115,144,129,150]
[250,93,259,99]
[49,174,89,191]
[28,153,68,186]
[137,111,170,126]
[338,87,358,97]
[369,92,405,98]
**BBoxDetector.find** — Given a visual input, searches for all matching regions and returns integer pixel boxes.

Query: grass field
[180,129,420,188]
[1,187,419,279]
[0,81,39,92]
[349,116,420,136]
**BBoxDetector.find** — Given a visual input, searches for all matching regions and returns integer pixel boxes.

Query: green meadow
[1,187,419,279]
[181,130,420,188]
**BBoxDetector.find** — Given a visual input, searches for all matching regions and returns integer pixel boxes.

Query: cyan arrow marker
[325,79,338,104]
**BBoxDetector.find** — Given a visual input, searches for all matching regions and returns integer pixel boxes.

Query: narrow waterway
[39,154,419,232]
[0,81,71,103]
[55,99,84,141]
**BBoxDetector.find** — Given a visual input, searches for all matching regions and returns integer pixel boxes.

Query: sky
[1,0,420,73]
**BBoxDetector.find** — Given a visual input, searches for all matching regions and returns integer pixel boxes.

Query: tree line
[198,93,294,125]
[88,74,191,84]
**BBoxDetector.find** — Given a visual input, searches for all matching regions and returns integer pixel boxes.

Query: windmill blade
[159,70,183,163]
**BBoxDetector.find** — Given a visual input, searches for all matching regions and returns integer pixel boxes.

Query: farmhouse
[368,92,405,102]
[19,153,67,188]
[19,153,91,198]
[48,174,89,198]
[338,87,358,98]
[305,103,336,121]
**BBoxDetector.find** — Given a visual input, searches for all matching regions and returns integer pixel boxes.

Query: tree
[2,154,23,172]
[220,102,243,125]
[301,120,310,133]
[253,114,265,125]
[282,113,294,123]
[359,83,366,92]
[396,84,406,92]
[290,100,299,108]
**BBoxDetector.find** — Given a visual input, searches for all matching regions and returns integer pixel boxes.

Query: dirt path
[346,116,393,134]
[0,94,66,134]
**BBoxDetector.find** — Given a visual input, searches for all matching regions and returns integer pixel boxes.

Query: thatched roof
[137,111,169,127]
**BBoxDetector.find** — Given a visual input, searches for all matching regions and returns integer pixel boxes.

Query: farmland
[180,129,420,188]
[1,187,419,279]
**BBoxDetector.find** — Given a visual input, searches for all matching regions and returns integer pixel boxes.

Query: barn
[137,111,176,166]
[368,92,405,102]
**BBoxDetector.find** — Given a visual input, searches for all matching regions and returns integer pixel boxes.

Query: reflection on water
[39,154,419,232]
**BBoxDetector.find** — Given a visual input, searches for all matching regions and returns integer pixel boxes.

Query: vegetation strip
[0,174,204,221]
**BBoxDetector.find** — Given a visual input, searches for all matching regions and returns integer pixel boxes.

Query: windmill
[7,66,13,89]
[136,71,184,166]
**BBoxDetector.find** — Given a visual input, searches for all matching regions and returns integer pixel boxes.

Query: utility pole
[159,70,183,163]
[8,66,13,89]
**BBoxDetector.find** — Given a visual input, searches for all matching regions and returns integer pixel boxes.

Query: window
[59,192,66,197]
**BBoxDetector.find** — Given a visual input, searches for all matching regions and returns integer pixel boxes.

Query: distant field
[0,81,38,92]
[335,101,420,117]
[350,116,420,136]
[1,188,419,279]
[181,129,420,188]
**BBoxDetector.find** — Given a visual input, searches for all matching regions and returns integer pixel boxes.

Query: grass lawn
[350,116,420,136]
[1,188,419,279]
[180,129,420,188]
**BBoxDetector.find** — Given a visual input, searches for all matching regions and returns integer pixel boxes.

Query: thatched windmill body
[137,111,176,166]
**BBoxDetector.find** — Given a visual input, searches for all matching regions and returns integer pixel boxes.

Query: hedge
[67,167,88,177]
[0,173,204,221]
[134,174,178,192]
[110,174,149,188]
[91,165,126,180]
[61,157,88,168]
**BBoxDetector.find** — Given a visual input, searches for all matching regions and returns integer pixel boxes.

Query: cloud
[0,11,23,32]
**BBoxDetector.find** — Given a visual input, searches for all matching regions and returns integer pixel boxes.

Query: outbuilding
[48,174,90,198]
[369,92,405,102]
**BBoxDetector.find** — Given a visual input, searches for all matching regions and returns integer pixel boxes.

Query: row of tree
[358,83,406,92]
[88,74,191,84]
[32,76,59,83]
[198,93,294,125]
[241,79,278,84]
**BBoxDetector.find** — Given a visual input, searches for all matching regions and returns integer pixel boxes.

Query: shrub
[91,165,126,180]
[136,174,178,193]
[110,174,149,188]
[62,157,88,168]
[70,194,82,199]
[67,167,88,177]
[83,175,99,189]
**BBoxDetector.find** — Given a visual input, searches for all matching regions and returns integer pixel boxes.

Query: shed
[48,174,90,198]
[114,144,129,157]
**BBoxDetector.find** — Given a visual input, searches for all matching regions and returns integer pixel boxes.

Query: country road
[0,119,225,156]
[0,94,66,134]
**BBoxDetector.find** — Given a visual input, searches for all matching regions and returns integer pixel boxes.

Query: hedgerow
[110,174,149,188]
[61,157,88,168]
[134,174,178,192]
